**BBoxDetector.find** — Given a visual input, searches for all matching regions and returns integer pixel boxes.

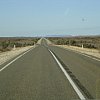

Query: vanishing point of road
[0,38,100,100]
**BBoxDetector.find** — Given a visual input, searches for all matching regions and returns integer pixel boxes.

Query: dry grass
[57,45,100,59]
[0,46,33,65]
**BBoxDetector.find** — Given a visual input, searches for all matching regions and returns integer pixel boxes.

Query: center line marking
[48,49,86,100]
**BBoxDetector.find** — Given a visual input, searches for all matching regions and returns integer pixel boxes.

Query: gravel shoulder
[56,45,100,59]
[0,46,34,66]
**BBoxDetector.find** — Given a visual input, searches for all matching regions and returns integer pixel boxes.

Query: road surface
[0,38,100,100]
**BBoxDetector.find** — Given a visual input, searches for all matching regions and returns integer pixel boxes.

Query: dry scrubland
[0,37,40,65]
[0,37,39,52]
[47,36,100,58]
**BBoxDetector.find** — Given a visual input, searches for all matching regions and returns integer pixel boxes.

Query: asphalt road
[0,38,100,100]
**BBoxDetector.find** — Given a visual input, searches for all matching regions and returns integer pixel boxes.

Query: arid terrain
[0,38,100,99]
[47,36,100,58]
[0,37,39,65]
[0,37,39,52]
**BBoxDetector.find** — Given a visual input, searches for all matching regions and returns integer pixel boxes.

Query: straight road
[48,40,100,99]
[0,38,100,100]
[41,38,100,99]
[0,40,79,100]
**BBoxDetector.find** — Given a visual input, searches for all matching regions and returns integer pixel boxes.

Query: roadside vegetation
[0,37,40,52]
[47,36,100,50]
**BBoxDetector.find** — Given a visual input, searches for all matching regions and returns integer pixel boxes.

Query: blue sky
[0,0,100,37]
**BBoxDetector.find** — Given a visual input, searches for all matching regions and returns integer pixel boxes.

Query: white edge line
[48,49,86,100]
[57,46,100,62]
[78,52,100,62]
[0,47,34,72]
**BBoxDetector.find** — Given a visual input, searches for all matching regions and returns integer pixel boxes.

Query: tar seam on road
[48,49,87,100]
[0,47,34,72]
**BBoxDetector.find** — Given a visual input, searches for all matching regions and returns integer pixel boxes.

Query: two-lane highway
[0,38,100,100]
[0,40,79,100]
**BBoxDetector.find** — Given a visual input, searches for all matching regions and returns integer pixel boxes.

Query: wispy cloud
[64,8,70,16]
